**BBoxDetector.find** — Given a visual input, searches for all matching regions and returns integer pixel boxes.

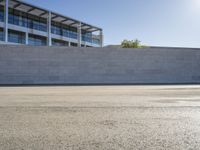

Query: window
[28,34,47,46]
[52,39,68,46]
[51,22,62,35]
[51,21,78,39]
[92,38,100,45]
[0,28,4,41]
[0,6,4,22]
[70,42,78,47]
[8,30,25,44]
[82,32,92,43]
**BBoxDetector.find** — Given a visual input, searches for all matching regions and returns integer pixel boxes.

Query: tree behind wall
[121,39,146,48]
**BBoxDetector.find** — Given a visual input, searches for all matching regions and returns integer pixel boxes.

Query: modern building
[0,0,103,47]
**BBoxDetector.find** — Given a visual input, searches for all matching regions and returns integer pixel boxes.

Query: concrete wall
[0,45,200,85]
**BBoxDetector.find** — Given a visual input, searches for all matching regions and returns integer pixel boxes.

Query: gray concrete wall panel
[0,45,200,85]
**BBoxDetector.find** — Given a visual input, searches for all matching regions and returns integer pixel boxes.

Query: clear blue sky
[24,0,200,47]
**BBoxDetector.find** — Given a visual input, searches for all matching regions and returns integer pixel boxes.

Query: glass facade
[0,28,3,41]
[70,42,78,47]
[52,39,68,46]
[51,21,78,40]
[0,6,3,22]
[8,8,47,32]
[28,34,47,46]
[82,32,92,43]
[92,38,100,45]
[0,4,101,46]
[8,29,25,44]
[82,32,100,45]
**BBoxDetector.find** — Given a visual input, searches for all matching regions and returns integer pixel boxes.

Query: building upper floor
[0,0,103,47]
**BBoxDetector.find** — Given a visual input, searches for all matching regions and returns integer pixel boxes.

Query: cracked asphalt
[0,85,200,150]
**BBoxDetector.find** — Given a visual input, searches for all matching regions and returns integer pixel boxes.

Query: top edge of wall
[0,44,200,51]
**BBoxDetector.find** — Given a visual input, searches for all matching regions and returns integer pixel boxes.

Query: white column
[25,31,28,45]
[4,0,8,43]
[77,22,81,47]
[48,11,52,46]
[68,42,71,47]
[100,30,104,47]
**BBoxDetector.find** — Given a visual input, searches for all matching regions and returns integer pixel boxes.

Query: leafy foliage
[121,39,146,48]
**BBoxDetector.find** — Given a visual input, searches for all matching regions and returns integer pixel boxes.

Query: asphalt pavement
[0,85,200,150]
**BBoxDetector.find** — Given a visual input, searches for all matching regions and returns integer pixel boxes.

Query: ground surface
[0,86,200,150]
